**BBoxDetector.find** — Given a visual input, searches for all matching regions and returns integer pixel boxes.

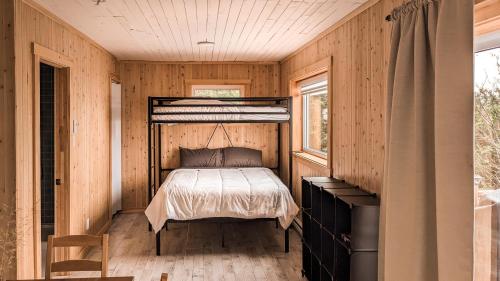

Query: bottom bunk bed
[145,167,299,255]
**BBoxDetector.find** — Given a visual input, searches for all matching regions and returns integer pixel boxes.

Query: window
[192,84,243,98]
[300,73,328,157]
[474,46,500,281]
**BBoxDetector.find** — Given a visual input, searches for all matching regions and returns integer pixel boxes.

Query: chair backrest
[45,234,109,279]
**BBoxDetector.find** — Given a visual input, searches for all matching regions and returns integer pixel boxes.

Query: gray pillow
[179,147,223,168]
[223,147,263,167]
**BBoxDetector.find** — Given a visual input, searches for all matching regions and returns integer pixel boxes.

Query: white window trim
[185,79,251,97]
[301,75,328,159]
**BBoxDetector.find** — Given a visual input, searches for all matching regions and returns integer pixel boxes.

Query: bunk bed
[144,96,296,256]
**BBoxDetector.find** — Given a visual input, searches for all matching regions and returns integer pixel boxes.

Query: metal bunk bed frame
[147,96,293,256]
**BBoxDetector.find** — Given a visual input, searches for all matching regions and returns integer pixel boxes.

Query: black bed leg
[220,223,225,248]
[156,231,161,256]
[284,228,289,253]
[148,223,152,232]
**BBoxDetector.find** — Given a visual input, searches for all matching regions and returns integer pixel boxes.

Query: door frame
[108,74,120,221]
[32,43,73,277]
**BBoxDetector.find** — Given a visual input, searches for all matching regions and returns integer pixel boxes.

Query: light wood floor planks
[80,213,304,281]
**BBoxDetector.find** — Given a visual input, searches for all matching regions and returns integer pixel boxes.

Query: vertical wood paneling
[13,0,117,277]
[292,157,330,212]
[0,0,17,279]
[120,62,280,210]
[281,0,404,196]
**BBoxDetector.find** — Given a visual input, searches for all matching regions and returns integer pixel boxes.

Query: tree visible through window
[300,74,328,157]
[192,84,243,98]
[475,48,500,190]
[474,47,499,281]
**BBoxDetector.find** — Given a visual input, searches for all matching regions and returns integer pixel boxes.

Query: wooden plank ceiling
[33,0,368,61]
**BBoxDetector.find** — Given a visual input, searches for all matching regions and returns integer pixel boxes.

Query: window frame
[301,75,329,159]
[287,56,332,170]
[185,79,251,97]
[191,84,244,97]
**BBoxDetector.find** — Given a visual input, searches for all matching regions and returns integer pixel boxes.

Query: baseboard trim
[291,217,302,236]
[120,208,146,214]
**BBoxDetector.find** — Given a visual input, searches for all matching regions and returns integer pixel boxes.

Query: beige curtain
[379,0,474,281]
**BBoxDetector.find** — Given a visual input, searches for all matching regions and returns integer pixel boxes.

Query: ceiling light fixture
[197,40,215,46]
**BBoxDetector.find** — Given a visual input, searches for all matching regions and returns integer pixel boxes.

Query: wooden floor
[83,213,305,281]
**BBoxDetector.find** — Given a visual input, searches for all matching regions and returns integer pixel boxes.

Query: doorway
[33,43,73,277]
[111,81,122,216]
[39,62,55,274]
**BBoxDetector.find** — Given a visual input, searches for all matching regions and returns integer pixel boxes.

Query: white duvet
[152,99,290,121]
[145,168,299,233]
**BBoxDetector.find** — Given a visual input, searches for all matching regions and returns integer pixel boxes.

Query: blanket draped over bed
[145,168,299,233]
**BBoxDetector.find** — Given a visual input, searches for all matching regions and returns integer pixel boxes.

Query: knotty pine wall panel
[120,62,280,210]
[0,0,17,279]
[14,0,117,277]
[280,0,405,196]
[292,157,331,213]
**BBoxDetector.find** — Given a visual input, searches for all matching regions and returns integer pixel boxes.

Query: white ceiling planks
[34,0,369,61]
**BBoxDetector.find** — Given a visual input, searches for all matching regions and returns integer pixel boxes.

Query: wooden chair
[160,273,168,281]
[45,234,109,279]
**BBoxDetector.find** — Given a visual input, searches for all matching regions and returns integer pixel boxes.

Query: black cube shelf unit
[301,177,380,281]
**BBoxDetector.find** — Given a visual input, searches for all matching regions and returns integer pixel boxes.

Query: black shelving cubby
[335,196,380,251]
[302,177,342,213]
[334,240,378,281]
[321,188,370,234]
[350,251,378,281]
[321,265,334,281]
[302,243,312,280]
[311,181,353,221]
[302,176,340,183]
[311,218,322,258]
[301,178,313,211]
[301,177,379,281]
[321,228,335,275]
[311,255,321,281]
[303,212,312,246]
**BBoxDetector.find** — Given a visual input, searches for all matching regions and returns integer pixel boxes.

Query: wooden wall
[280,0,404,196]
[475,0,500,35]
[13,0,117,277]
[120,62,280,210]
[0,0,17,279]
[292,157,330,211]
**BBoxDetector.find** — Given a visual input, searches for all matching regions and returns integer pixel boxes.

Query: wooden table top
[12,277,134,281]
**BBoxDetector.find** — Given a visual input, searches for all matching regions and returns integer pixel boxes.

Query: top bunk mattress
[152,105,290,121]
[145,168,299,233]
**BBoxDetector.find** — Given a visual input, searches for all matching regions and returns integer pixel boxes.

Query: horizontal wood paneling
[0,0,17,279]
[120,62,281,210]
[33,0,369,61]
[281,0,404,196]
[14,0,117,277]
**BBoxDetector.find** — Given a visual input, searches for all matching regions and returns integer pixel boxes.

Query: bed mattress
[152,105,290,121]
[145,168,299,233]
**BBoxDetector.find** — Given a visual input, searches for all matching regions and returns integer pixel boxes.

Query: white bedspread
[145,168,299,233]
[152,106,289,122]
